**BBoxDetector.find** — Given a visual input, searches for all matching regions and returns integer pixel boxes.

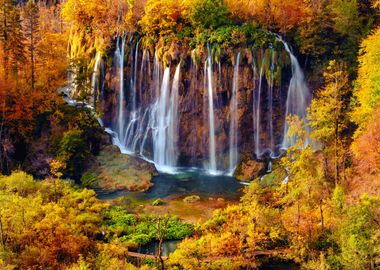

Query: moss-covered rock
[152,198,165,206]
[83,145,158,192]
[234,158,265,182]
[183,195,201,203]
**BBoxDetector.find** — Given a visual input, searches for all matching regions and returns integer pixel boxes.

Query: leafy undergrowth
[104,206,193,248]
[0,171,192,270]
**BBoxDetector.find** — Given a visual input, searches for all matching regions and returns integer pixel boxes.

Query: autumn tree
[350,106,380,197]
[351,26,380,131]
[308,60,350,185]
[23,0,39,89]
[296,0,336,61]
[337,196,380,270]
[279,116,330,258]
[140,0,183,40]
[0,0,13,76]
[6,6,25,79]
[0,1,26,79]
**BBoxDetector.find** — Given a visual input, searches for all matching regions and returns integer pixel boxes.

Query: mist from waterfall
[229,52,240,174]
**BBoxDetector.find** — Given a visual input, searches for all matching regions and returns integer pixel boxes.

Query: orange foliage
[350,106,380,198]
[0,79,34,138]
[224,0,309,32]
[352,106,380,174]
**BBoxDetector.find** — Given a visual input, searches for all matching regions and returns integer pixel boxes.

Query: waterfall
[99,35,310,176]
[154,67,171,168]
[150,63,181,172]
[91,52,102,108]
[131,40,140,114]
[229,52,240,173]
[167,63,181,167]
[268,49,275,152]
[139,53,161,156]
[254,60,264,159]
[115,35,126,140]
[124,40,141,147]
[91,52,101,94]
[277,37,310,149]
[205,46,217,173]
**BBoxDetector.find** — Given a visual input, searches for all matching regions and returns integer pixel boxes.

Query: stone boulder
[83,145,158,192]
[234,158,265,182]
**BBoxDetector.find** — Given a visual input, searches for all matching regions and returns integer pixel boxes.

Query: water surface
[96,168,244,201]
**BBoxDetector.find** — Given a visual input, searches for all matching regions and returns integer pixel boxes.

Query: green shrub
[58,129,87,179]
[188,0,232,30]
[0,171,39,197]
[165,218,194,240]
[80,172,98,187]
[152,198,165,206]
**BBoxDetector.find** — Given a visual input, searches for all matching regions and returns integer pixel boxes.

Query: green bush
[188,0,232,30]
[165,218,194,240]
[152,198,165,206]
[58,129,87,179]
[0,171,39,197]
[104,209,194,246]
[80,172,98,188]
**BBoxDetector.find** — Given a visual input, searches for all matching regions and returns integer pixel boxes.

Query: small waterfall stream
[254,61,264,158]
[115,35,126,140]
[205,46,217,174]
[228,52,240,174]
[167,64,181,167]
[154,67,171,168]
[277,37,310,149]
[268,48,275,152]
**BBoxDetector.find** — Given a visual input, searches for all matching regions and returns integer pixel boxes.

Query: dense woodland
[0,0,380,269]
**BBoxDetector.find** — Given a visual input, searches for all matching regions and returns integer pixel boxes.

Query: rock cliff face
[96,37,306,174]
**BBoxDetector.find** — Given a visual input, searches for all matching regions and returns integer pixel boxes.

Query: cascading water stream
[254,60,264,158]
[132,40,140,114]
[205,46,217,173]
[228,52,240,174]
[150,63,181,172]
[116,35,126,141]
[167,63,181,167]
[268,49,275,152]
[124,40,141,147]
[277,37,311,149]
[91,52,102,107]
[153,67,171,170]
[91,52,101,94]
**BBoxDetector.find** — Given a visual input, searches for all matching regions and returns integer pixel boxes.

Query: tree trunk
[319,201,324,232]
[158,237,164,270]
[0,215,5,247]
[30,16,35,90]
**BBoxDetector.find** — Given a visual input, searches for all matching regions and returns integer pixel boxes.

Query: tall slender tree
[7,6,25,79]
[23,0,39,89]
[308,60,350,185]
[0,0,15,78]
